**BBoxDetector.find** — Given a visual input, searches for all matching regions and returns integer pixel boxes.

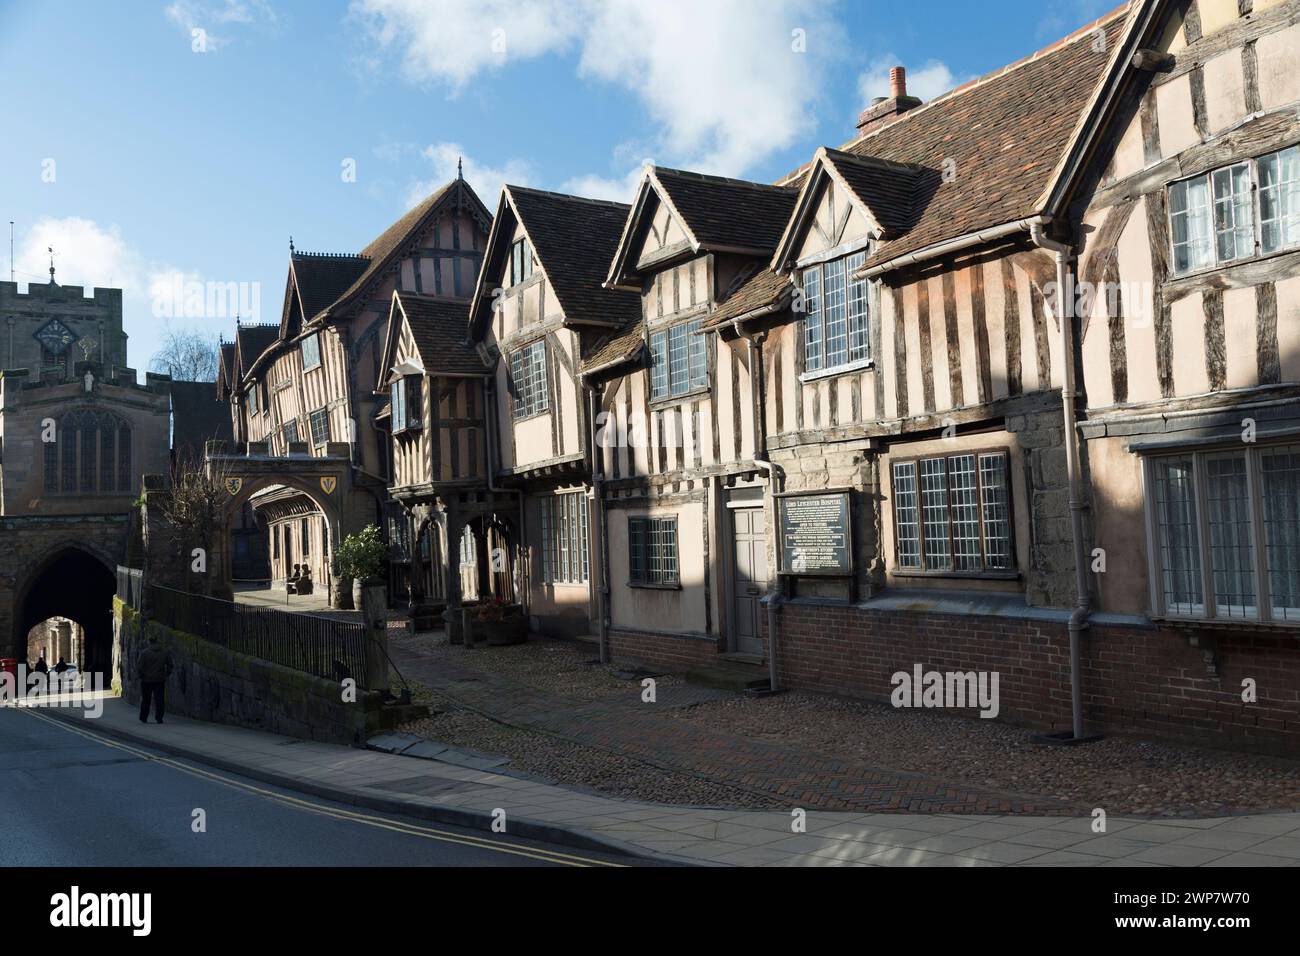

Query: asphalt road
[0,706,633,867]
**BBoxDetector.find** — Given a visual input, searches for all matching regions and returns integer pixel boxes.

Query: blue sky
[0,0,1117,375]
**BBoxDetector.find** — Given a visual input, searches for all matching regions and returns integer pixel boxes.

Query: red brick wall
[769,601,1300,755]
[608,629,723,671]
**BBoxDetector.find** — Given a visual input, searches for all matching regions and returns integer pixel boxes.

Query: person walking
[135,634,173,724]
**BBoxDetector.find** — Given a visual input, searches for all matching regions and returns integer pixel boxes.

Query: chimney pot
[890,66,906,99]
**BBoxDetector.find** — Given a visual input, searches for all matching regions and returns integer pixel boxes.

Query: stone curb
[39,708,712,867]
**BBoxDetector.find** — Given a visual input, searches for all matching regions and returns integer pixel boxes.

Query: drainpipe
[733,318,782,692]
[481,377,522,603]
[1029,222,1089,741]
[586,383,611,664]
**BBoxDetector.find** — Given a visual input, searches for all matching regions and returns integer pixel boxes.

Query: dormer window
[509,238,534,287]
[649,319,708,401]
[800,250,869,374]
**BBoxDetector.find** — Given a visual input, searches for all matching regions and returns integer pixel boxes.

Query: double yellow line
[22,708,626,868]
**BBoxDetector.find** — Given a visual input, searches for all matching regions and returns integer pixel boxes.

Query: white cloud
[348,0,586,91]
[164,0,277,50]
[15,217,215,316]
[559,165,645,204]
[352,0,837,177]
[15,217,144,292]
[577,0,833,176]
[857,56,969,106]
[409,143,533,211]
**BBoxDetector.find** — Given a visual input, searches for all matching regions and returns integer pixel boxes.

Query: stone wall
[113,598,389,746]
[0,514,128,659]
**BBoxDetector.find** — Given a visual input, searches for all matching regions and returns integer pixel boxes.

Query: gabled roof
[170,380,233,466]
[469,186,641,337]
[290,252,371,327]
[607,166,800,286]
[215,342,236,399]
[232,323,278,387]
[578,323,645,379]
[382,291,489,383]
[1038,0,1174,216]
[310,177,491,325]
[704,266,794,331]
[776,4,1131,273]
[771,147,927,273]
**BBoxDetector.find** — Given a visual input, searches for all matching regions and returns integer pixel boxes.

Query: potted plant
[335,524,388,613]
[470,595,528,646]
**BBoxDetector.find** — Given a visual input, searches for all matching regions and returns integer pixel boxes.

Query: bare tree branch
[150,325,219,382]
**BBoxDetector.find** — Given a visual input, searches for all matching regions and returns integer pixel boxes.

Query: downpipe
[586,384,611,665]
[1030,223,1090,741]
[735,321,783,693]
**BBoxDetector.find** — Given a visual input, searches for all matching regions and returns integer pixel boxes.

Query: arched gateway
[201,440,377,603]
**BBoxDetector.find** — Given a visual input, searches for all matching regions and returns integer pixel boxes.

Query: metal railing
[147,585,368,685]
[117,566,145,610]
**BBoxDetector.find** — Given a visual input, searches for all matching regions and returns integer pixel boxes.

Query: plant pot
[443,607,463,645]
[332,575,354,610]
[353,578,386,615]
[482,613,528,646]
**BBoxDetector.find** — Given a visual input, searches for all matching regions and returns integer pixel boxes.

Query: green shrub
[334,524,387,582]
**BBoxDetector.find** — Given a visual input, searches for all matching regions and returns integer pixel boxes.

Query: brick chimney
[856,65,922,135]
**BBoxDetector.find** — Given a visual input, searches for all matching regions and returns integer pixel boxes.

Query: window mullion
[1247,447,1271,622]
[1141,457,1165,616]
[913,460,927,569]
[1251,157,1263,258]
[1193,452,1216,619]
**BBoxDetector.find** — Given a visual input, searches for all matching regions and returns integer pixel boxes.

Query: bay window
[1146,443,1300,623]
[301,332,322,371]
[391,375,422,433]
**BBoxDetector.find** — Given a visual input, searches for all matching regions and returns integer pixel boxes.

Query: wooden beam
[1203,288,1226,393]
[941,270,964,408]
[916,277,936,413]
[1132,49,1176,72]
[1257,281,1281,386]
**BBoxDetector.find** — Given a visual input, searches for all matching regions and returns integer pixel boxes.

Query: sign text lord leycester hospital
[779,492,852,575]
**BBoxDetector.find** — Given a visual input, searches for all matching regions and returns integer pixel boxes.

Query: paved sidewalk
[26,697,1300,867]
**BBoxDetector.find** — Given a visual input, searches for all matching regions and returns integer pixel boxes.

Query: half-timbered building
[586,168,798,666]
[216,174,492,602]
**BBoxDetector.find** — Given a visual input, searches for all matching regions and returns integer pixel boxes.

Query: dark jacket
[136,642,173,683]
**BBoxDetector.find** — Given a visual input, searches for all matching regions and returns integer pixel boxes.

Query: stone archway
[217,474,343,602]
[13,544,117,675]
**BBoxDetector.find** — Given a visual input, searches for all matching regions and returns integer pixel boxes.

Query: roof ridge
[821,147,928,175]
[294,251,371,259]
[509,184,632,210]
[397,290,472,303]
[654,165,799,193]
[833,3,1131,156]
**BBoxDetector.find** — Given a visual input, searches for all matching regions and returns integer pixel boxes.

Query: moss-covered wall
[113,597,385,745]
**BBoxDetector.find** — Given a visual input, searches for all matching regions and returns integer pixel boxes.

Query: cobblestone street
[391,631,1300,817]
